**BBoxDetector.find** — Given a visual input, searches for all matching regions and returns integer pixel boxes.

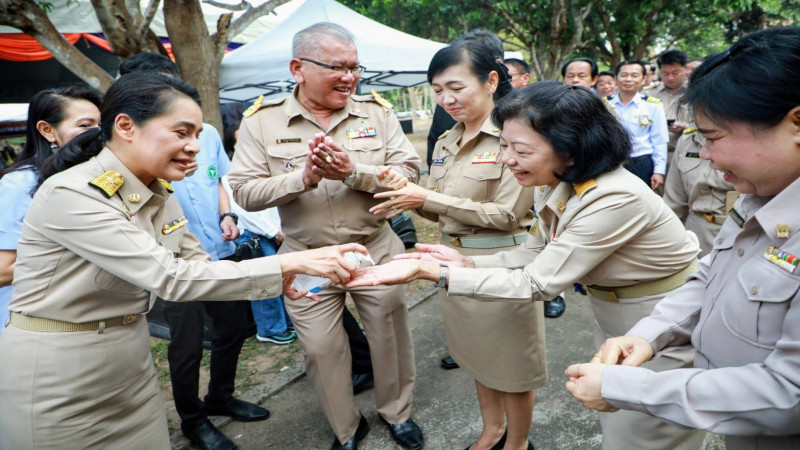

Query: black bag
[389,212,418,249]
[233,237,261,262]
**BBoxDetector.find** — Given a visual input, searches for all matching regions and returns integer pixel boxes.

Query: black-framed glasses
[299,58,366,76]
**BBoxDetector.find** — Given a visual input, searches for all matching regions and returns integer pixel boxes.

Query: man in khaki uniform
[664,127,738,255]
[644,50,689,154]
[228,22,423,450]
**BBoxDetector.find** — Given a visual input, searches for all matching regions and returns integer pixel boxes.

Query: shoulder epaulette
[643,95,661,104]
[605,95,614,101]
[243,95,286,118]
[573,179,598,199]
[370,89,393,109]
[683,126,698,134]
[438,129,451,140]
[88,170,124,198]
[159,179,174,193]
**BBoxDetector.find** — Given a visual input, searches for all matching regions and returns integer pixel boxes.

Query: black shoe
[380,417,424,449]
[544,296,566,318]
[528,440,535,450]
[331,415,369,450]
[440,355,459,370]
[464,429,506,450]
[352,372,374,395]
[181,420,237,450]
[205,397,270,422]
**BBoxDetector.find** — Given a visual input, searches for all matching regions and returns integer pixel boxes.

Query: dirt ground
[151,126,439,433]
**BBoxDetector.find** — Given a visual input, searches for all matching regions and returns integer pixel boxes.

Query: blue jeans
[239,231,293,336]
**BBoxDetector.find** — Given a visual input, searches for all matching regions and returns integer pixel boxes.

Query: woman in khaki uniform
[663,127,737,255]
[0,73,365,449]
[353,81,705,450]
[371,39,541,450]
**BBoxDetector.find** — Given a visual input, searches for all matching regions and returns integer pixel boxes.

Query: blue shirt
[0,167,38,333]
[171,125,234,261]
[608,93,669,175]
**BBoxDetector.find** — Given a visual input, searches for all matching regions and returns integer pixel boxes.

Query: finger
[337,243,369,256]
[393,253,421,260]
[373,190,400,200]
[385,208,403,219]
[307,292,322,302]
[413,243,439,253]
[564,363,586,378]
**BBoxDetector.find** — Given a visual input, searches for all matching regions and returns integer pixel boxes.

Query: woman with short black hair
[351,80,706,449]
[567,26,800,450]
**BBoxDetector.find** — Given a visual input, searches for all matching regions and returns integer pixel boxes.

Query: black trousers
[342,306,373,375]
[163,298,251,427]
[624,154,654,186]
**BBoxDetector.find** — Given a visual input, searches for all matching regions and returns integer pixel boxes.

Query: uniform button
[737,248,744,257]
[750,286,759,295]
[716,238,723,245]
[457,161,462,165]
[477,175,483,180]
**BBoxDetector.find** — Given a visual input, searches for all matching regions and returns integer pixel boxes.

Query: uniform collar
[611,92,643,107]
[653,83,687,96]
[95,148,170,215]
[283,87,368,128]
[753,177,800,242]
[537,181,574,219]
[440,115,500,155]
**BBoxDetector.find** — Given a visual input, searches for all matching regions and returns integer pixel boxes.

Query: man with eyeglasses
[228,22,423,450]
[503,57,530,89]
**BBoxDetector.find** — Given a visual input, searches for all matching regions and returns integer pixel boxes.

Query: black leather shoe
[205,397,270,422]
[440,355,459,370]
[464,429,506,450]
[528,440,535,449]
[181,420,237,450]
[544,295,566,318]
[352,372,374,394]
[331,415,369,450]
[380,417,424,449]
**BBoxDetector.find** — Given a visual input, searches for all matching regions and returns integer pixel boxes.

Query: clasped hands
[302,133,356,186]
[564,335,654,412]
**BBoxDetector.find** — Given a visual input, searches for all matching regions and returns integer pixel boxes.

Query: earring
[50,142,58,151]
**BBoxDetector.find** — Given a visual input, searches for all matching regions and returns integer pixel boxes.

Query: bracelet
[219,212,238,225]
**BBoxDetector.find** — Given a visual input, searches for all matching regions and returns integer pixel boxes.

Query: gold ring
[593,353,602,359]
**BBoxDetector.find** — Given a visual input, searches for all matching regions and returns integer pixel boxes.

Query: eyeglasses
[299,58,366,76]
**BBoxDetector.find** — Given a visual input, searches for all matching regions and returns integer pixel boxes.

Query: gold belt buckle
[704,213,715,223]
[122,314,139,325]
[449,236,462,248]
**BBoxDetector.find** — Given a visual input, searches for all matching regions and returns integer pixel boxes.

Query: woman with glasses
[566,26,800,449]
[369,34,541,450]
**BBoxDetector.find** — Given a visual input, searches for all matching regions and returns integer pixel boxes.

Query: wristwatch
[343,164,358,187]
[434,263,449,288]
[219,212,238,225]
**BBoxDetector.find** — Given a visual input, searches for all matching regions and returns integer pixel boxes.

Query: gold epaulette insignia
[88,171,124,198]
[159,179,174,193]
[243,95,264,118]
[438,129,451,140]
[573,179,598,198]
[370,89,393,109]
[529,220,539,237]
[683,126,698,134]
[644,95,661,104]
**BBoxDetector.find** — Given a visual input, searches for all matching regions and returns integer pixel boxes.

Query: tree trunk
[0,0,115,91]
[163,0,224,131]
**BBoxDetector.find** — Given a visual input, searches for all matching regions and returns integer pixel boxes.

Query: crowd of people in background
[0,19,799,450]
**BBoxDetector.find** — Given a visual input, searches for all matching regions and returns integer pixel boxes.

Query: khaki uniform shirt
[603,177,800,449]
[448,167,699,301]
[663,130,737,255]
[420,118,534,236]
[10,148,283,323]
[645,83,687,150]
[228,90,420,248]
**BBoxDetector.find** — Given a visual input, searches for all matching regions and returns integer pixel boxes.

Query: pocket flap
[738,259,800,302]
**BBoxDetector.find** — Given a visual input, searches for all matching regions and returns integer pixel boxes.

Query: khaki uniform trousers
[282,226,415,443]
[589,292,706,450]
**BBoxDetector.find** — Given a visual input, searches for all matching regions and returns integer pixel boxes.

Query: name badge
[431,158,446,166]
[276,138,302,144]
[472,151,500,164]
[685,152,700,158]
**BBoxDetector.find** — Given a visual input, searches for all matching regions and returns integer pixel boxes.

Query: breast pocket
[93,268,145,294]
[724,258,800,347]
[461,163,503,202]
[344,138,383,165]
[266,143,307,174]
[676,154,702,173]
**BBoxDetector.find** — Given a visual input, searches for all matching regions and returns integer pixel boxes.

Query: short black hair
[428,34,513,102]
[220,102,246,157]
[657,49,688,68]
[492,80,630,184]
[119,52,179,77]
[684,26,800,129]
[561,57,598,78]
[452,29,504,60]
[597,70,615,78]
[615,59,646,76]
[504,58,530,75]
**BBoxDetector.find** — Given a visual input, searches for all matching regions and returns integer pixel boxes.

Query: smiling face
[41,98,100,148]
[617,64,645,95]
[696,109,800,196]
[293,39,360,113]
[432,60,497,127]
[500,118,569,189]
[116,95,203,185]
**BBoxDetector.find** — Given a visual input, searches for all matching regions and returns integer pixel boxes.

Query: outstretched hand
[369,183,428,219]
[346,259,436,287]
[279,243,369,286]
[377,165,409,190]
[393,243,471,268]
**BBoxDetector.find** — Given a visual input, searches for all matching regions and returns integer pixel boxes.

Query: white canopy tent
[218,0,445,103]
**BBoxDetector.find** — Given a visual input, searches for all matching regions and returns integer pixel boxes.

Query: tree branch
[203,0,248,11]
[136,0,161,42]
[214,0,290,45]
